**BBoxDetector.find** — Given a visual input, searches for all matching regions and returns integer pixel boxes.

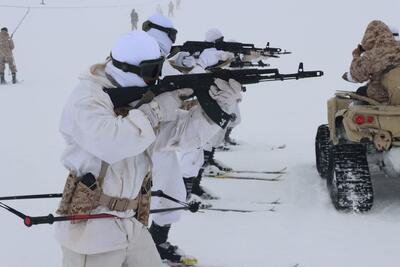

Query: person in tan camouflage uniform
[0,27,17,84]
[130,9,139,30]
[343,20,400,103]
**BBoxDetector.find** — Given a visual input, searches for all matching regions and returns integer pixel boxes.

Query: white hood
[105,30,161,87]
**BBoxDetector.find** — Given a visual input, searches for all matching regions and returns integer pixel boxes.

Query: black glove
[183,177,194,200]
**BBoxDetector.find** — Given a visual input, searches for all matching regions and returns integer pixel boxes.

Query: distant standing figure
[130,9,139,30]
[168,1,174,17]
[0,27,17,84]
[176,0,181,9]
[156,4,163,15]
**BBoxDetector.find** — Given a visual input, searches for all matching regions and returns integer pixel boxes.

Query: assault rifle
[229,59,270,68]
[103,63,323,128]
[169,41,291,59]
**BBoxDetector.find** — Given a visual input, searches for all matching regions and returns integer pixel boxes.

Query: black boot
[149,222,182,263]
[224,127,238,146]
[191,168,204,197]
[12,73,16,84]
[0,73,5,84]
[182,176,194,200]
[204,148,232,171]
[191,167,219,199]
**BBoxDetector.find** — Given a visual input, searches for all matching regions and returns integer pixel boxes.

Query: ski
[168,264,212,267]
[267,144,286,150]
[206,174,283,181]
[228,166,287,174]
[204,206,277,212]
[250,198,281,205]
[200,200,279,212]
[164,259,215,267]
[205,198,281,206]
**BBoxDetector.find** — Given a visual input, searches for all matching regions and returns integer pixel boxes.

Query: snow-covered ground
[0,0,400,266]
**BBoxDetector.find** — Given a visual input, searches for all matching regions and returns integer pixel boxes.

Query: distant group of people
[156,0,180,18]
[0,27,17,84]
[130,1,182,35]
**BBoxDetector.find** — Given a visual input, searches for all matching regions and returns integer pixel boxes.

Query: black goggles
[142,20,178,43]
[214,36,224,43]
[110,53,164,81]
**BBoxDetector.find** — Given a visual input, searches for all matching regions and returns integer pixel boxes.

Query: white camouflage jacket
[55,65,220,254]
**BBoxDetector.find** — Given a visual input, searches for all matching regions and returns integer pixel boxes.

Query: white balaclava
[389,25,400,41]
[105,31,161,87]
[205,28,224,42]
[145,14,175,55]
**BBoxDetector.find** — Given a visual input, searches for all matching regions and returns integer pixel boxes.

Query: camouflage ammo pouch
[56,161,109,220]
[56,174,79,215]
[68,176,101,217]
[135,173,152,226]
[56,161,153,225]
[56,173,102,224]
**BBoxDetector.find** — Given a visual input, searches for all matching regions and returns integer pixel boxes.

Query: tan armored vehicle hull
[315,90,400,212]
[328,91,400,149]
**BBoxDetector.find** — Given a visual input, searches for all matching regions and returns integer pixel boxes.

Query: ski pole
[151,206,193,214]
[0,190,176,201]
[24,213,117,227]
[0,201,116,227]
[0,199,273,228]
[0,193,62,201]
[0,200,199,227]
[151,190,189,207]
[150,204,276,213]
[11,7,31,38]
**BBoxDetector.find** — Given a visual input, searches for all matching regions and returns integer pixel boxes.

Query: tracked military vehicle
[315,88,400,212]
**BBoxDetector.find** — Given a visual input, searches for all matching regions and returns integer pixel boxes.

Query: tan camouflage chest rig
[56,161,152,226]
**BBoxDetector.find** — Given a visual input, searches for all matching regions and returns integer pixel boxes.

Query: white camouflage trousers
[62,219,165,267]
[151,151,186,226]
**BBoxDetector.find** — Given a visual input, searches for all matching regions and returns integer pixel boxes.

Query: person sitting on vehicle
[342,20,400,104]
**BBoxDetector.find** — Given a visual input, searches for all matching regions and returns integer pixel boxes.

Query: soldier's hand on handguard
[209,78,242,114]
[175,52,196,68]
[242,51,268,62]
[139,89,193,128]
[198,48,234,69]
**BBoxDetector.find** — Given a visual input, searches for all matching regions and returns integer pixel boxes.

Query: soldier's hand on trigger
[139,89,194,127]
